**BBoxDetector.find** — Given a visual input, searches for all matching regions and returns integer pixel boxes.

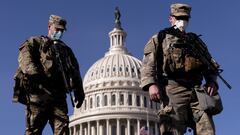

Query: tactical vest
[157,27,205,77]
[13,36,77,104]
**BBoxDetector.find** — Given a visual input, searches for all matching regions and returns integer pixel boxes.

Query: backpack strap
[154,28,170,87]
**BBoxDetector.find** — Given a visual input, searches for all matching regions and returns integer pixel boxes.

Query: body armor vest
[162,33,204,76]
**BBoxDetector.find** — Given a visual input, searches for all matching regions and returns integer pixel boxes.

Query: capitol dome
[83,33,142,92]
[69,7,160,135]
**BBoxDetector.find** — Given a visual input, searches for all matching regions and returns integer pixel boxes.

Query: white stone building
[69,8,160,135]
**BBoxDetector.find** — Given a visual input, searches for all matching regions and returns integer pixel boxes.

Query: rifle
[52,41,75,107]
[187,33,232,90]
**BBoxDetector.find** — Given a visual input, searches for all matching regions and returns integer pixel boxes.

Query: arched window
[144,96,147,108]
[128,94,132,106]
[84,100,87,110]
[120,94,124,105]
[104,95,108,106]
[111,94,116,105]
[136,95,140,106]
[111,125,116,135]
[96,96,100,107]
[121,125,126,135]
[130,125,134,135]
[90,97,93,109]
[119,66,122,72]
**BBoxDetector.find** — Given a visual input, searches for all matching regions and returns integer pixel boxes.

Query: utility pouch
[12,69,28,105]
[167,47,185,73]
[195,87,223,115]
[184,54,203,72]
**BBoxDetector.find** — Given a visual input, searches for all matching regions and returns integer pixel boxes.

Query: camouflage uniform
[13,15,85,135]
[140,4,217,135]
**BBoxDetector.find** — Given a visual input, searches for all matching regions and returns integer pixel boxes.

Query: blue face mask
[51,31,63,40]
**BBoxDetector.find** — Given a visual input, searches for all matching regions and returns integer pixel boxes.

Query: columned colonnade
[70,118,159,135]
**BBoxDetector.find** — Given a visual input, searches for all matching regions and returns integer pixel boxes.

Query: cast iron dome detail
[69,7,160,135]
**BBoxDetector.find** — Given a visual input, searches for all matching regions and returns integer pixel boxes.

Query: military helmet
[170,3,191,17]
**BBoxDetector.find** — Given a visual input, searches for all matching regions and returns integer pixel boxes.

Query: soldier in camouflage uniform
[13,15,85,135]
[140,3,218,135]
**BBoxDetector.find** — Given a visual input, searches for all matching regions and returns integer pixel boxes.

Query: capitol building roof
[69,7,160,135]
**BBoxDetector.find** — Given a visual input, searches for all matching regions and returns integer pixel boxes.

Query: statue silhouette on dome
[114,6,122,29]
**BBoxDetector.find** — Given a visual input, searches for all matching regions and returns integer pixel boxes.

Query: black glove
[74,89,85,108]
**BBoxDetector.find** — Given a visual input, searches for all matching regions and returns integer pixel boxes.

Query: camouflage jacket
[14,36,84,102]
[140,27,218,91]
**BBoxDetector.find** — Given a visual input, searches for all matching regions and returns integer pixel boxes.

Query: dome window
[125,67,129,72]
[144,96,147,108]
[111,94,116,106]
[136,95,140,107]
[84,100,87,110]
[96,96,100,107]
[137,68,140,74]
[119,67,122,72]
[120,94,124,105]
[90,98,93,109]
[104,95,108,106]
[131,67,135,72]
[128,94,132,106]
[121,125,126,135]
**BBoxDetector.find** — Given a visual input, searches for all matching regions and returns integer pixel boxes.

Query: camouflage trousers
[25,94,69,135]
[158,81,215,135]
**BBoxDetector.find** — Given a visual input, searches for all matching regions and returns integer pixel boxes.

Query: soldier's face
[48,24,64,38]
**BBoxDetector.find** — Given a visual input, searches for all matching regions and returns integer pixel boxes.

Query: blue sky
[0,0,239,134]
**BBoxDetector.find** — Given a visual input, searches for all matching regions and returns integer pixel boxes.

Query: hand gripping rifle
[187,33,232,90]
[52,41,75,107]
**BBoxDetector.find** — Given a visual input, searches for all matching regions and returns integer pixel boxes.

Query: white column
[114,35,117,45]
[101,93,104,107]
[127,119,130,135]
[147,121,150,135]
[120,35,122,46]
[87,122,90,135]
[110,36,113,47]
[117,119,120,135]
[73,126,76,135]
[91,126,95,135]
[117,92,120,106]
[99,124,103,135]
[137,119,140,135]
[97,120,99,135]
[124,93,128,106]
[155,122,158,135]
[106,119,109,135]
[133,93,136,106]
[80,123,82,135]
[108,93,111,106]
[84,127,87,135]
